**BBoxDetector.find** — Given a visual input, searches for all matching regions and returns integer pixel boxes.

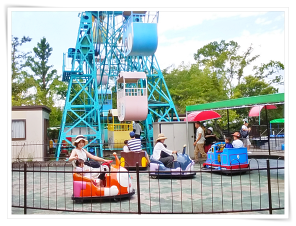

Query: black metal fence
[11,158,285,215]
[11,136,285,163]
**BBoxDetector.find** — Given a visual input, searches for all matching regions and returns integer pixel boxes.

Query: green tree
[11,36,33,105]
[166,40,284,137]
[164,62,228,114]
[49,106,64,127]
[234,75,278,98]
[23,37,67,106]
[233,75,279,124]
[236,44,260,85]
[194,40,260,97]
[253,60,284,85]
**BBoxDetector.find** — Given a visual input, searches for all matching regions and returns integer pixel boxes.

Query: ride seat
[150,158,163,165]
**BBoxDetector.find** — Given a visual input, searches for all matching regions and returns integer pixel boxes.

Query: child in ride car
[75,159,105,187]
[123,140,129,152]
[225,137,234,148]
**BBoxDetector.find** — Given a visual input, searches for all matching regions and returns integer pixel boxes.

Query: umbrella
[184,110,221,122]
[249,104,277,117]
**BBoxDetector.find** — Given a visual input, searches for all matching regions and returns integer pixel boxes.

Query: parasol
[184,110,221,122]
[249,105,277,117]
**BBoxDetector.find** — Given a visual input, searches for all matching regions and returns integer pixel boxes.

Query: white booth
[153,121,196,159]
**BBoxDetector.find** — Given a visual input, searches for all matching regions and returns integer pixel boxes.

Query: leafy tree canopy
[11,36,33,105]
[12,36,67,127]
[23,37,67,107]
[165,40,284,137]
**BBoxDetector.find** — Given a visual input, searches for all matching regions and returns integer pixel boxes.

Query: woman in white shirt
[151,133,177,168]
[69,135,108,168]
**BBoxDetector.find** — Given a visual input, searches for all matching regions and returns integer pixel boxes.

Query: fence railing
[11,136,285,163]
[11,159,285,215]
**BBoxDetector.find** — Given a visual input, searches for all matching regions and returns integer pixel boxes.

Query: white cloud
[274,14,284,21]
[238,12,267,18]
[158,34,186,45]
[156,23,285,92]
[158,11,267,34]
[228,28,284,91]
[233,29,284,64]
[157,27,284,71]
[156,38,212,69]
[255,17,272,25]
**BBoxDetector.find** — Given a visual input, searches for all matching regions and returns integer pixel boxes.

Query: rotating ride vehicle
[120,151,149,170]
[72,152,135,202]
[202,142,250,175]
[149,145,195,179]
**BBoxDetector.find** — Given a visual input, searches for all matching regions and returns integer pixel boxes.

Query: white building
[11,106,51,161]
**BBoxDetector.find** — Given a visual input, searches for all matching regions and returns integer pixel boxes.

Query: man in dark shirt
[204,127,217,153]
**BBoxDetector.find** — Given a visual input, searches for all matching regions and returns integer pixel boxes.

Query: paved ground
[11,156,285,215]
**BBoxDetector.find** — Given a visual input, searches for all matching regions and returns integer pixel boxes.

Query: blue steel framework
[56,11,179,160]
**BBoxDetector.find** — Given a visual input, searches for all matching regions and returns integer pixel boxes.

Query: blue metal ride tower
[56,11,179,160]
[56,11,102,160]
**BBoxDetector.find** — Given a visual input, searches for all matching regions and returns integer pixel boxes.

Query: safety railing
[107,123,133,132]
[11,138,285,164]
[11,159,285,215]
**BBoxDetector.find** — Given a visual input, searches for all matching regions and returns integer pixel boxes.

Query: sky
[9,9,286,95]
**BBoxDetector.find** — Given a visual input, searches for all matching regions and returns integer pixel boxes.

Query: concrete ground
[11,154,285,215]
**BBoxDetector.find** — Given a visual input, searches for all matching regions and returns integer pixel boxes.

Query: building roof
[117,72,146,83]
[186,93,284,112]
[12,105,51,113]
[270,118,284,123]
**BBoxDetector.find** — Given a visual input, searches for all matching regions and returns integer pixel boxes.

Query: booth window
[12,119,26,140]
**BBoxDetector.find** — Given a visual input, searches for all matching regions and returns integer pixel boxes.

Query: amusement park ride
[56,11,179,160]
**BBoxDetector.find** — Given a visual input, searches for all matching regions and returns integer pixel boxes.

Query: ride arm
[85,151,107,162]
[161,145,177,155]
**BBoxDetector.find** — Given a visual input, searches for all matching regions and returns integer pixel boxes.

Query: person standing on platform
[241,120,251,151]
[133,121,142,139]
[193,121,206,162]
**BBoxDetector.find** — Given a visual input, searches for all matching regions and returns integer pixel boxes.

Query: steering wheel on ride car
[102,160,113,167]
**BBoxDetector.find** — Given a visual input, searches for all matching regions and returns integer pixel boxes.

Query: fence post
[266,159,272,214]
[136,162,141,214]
[24,162,27,214]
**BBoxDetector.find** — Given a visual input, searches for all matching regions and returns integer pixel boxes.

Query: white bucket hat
[208,127,213,132]
[73,135,88,145]
[156,133,167,141]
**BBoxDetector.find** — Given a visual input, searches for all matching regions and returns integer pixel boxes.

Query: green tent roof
[186,93,284,112]
[270,118,285,123]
